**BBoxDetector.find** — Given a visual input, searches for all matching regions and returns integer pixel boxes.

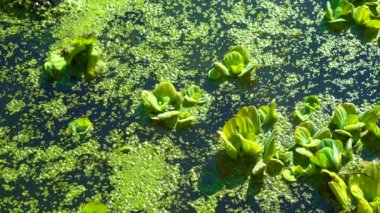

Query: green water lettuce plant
[322,169,350,210]
[218,116,261,160]
[258,99,279,126]
[294,121,332,156]
[181,84,211,106]
[44,52,68,81]
[44,37,105,81]
[141,82,211,129]
[349,162,380,213]
[360,105,380,152]
[208,45,259,82]
[67,117,93,139]
[325,0,354,23]
[294,96,320,122]
[80,201,107,213]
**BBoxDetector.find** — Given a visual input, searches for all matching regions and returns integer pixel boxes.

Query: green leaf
[350,185,373,213]
[224,51,245,75]
[313,127,332,140]
[349,162,380,201]
[321,169,350,210]
[366,20,380,29]
[294,126,320,148]
[299,121,317,135]
[259,99,279,126]
[263,129,279,163]
[68,118,93,139]
[360,107,380,124]
[295,147,314,157]
[219,117,261,159]
[330,104,348,129]
[209,62,231,80]
[354,5,371,25]
[236,106,262,134]
[182,85,210,106]
[141,91,162,112]
[44,53,68,80]
[229,45,251,65]
[218,131,238,160]
[80,201,107,213]
[310,139,342,171]
[152,82,183,110]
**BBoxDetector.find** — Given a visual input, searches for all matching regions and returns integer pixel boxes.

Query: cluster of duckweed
[0,0,379,212]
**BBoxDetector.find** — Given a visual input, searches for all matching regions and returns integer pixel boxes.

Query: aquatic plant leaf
[209,62,230,80]
[224,51,245,75]
[334,129,353,137]
[295,147,314,157]
[259,99,279,126]
[314,127,333,140]
[343,122,366,132]
[343,138,354,159]
[282,164,316,182]
[330,104,348,129]
[370,197,380,212]
[294,96,320,121]
[218,117,261,159]
[141,91,162,112]
[252,160,267,176]
[80,201,107,213]
[360,107,380,124]
[229,45,251,65]
[310,140,342,170]
[236,106,261,134]
[321,169,350,210]
[354,5,371,25]
[152,82,182,110]
[68,118,93,139]
[86,47,101,79]
[263,129,279,163]
[44,53,68,80]
[182,85,210,106]
[351,185,373,213]
[349,162,380,201]
[366,20,380,29]
[299,121,317,135]
[294,126,320,148]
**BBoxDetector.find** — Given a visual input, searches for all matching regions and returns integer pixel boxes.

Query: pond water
[0,0,379,212]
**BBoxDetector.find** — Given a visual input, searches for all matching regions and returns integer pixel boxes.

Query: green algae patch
[107,139,183,211]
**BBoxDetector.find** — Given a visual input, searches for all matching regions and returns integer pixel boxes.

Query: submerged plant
[208,45,259,83]
[67,117,93,139]
[141,82,210,129]
[44,37,105,81]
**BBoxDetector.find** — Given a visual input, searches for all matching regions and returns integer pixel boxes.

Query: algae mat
[0,0,379,212]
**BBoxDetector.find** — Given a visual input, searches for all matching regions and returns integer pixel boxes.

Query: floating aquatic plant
[141,82,210,129]
[294,121,332,157]
[359,105,380,152]
[44,37,105,81]
[325,0,354,24]
[67,117,93,139]
[181,84,211,106]
[321,169,350,210]
[294,96,320,122]
[80,201,107,213]
[208,45,259,83]
[349,162,380,213]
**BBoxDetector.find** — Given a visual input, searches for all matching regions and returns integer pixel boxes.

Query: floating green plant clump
[293,96,320,122]
[44,37,105,81]
[324,0,380,38]
[208,45,260,83]
[217,100,285,176]
[141,82,211,129]
[80,201,107,213]
[67,117,93,139]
